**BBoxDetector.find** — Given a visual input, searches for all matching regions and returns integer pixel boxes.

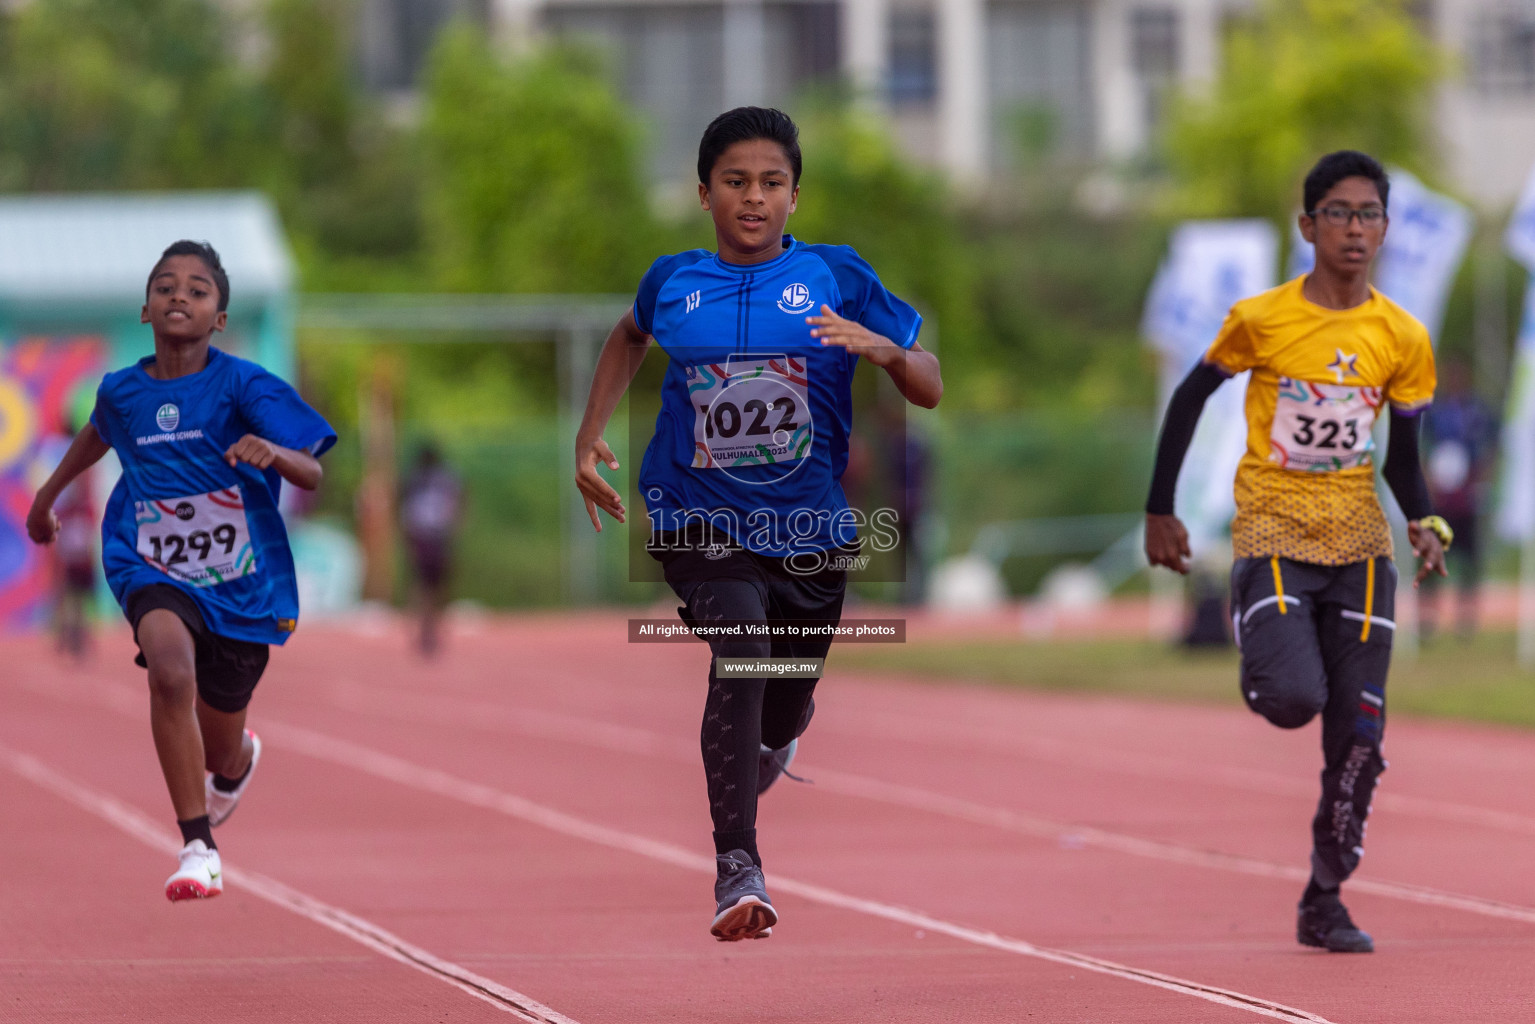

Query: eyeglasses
[1308,205,1386,227]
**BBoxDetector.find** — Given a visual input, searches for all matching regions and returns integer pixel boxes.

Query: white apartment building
[355,0,1535,205]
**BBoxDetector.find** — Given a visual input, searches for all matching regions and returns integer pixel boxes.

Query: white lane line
[25,671,1535,930]
[320,676,1535,839]
[855,710,1535,838]
[805,769,1535,927]
[0,742,580,1024]
[310,678,1535,926]
[259,718,1335,1024]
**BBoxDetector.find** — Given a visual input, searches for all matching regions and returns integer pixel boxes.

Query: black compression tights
[691,581,822,867]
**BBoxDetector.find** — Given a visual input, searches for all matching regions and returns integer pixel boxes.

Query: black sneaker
[710,849,777,941]
[757,739,799,795]
[1297,891,1374,953]
[759,700,814,795]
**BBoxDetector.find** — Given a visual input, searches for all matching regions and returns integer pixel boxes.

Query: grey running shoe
[710,849,777,941]
[1297,891,1374,952]
[757,738,799,795]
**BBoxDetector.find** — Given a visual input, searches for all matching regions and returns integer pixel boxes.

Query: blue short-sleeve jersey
[91,347,337,645]
[634,235,922,555]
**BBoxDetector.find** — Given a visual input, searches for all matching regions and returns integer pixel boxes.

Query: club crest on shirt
[777,283,814,314]
[156,404,180,431]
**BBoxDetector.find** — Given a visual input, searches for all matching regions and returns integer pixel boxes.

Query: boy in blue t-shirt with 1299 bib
[28,240,336,902]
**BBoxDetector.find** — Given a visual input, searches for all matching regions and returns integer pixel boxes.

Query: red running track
[4,612,1535,1023]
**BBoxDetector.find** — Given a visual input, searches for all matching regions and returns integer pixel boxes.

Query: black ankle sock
[1302,876,1339,904]
[212,760,252,793]
[177,815,215,850]
[713,828,759,867]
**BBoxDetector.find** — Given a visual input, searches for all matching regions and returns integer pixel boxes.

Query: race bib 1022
[687,356,812,472]
[135,487,257,587]
[1268,378,1381,472]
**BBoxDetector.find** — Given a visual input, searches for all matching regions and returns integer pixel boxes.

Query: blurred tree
[0,0,271,190]
[418,28,659,293]
[1163,0,1445,221]
[263,0,422,270]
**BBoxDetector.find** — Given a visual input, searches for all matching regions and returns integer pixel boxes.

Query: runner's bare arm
[807,305,942,408]
[224,435,323,490]
[27,423,111,543]
[575,310,654,531]
[1144,362,1226,574]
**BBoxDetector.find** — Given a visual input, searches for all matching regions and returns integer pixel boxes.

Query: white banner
[1507,165,1535,271]
[1496,163,1535,543]
[1143,220,1279,370]
[1496,278,1535,542]
[1142,220,1278,546]
[1288,169,1471,339]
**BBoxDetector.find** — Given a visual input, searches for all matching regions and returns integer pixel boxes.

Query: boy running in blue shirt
[28,240,335,901]
[575,107,942,941]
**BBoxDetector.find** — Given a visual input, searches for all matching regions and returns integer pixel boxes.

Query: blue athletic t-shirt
[91,347,337,645]
[634,236,921,555]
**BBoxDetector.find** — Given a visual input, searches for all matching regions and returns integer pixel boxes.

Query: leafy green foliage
[1163,0,1444,221]
[418,30,659,293]
[0,0,271,190]
[262,0,423,267]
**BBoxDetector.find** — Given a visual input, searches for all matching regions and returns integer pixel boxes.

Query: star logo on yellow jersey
[1327,349,1360,384]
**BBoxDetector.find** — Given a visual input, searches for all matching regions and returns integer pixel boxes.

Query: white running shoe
[165,839,223,901]
[206,730,261,827]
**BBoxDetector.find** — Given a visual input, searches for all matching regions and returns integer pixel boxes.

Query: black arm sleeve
[1145,362,1227,515]
[1382,408,1432,521]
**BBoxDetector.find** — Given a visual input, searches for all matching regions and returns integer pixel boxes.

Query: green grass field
[834,631,1535,731]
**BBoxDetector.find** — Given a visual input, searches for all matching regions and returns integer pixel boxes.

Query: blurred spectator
[35,423,97,659]
[880,402,930,606]
[399,441,462,656]
[1422,360,1498,640]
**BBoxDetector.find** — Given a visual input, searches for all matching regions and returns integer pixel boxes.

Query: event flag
[1142,220,1278,546]
[1496,164,1535,542]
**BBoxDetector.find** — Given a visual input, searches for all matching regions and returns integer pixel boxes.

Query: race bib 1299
[135,486,257,587]
[687,356,813,471]
[1268,378,1381,472]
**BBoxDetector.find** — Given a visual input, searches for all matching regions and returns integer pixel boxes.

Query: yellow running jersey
[1203,276,1436,565]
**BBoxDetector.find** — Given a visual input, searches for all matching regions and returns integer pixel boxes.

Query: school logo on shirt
[777,283,814,315]
[156,404,180,431]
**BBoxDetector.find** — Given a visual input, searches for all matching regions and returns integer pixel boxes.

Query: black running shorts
[125,584,270,713]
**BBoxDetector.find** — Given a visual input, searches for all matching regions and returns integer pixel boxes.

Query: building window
[1472,9,1535,95]
[987,1,1094,165]
[1131,8,1179,80]
[357,0,488,91]
[888,9,938,106]
[1131,7,1179,139]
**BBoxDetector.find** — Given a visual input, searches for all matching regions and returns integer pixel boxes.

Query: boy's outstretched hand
[1407,519,1448,587]
[807,305,900,367]
[575,435,625,531]
[225,434,279,470]
[25,497,59,544]
[224,433,323,489]
[1144,513,1191,574]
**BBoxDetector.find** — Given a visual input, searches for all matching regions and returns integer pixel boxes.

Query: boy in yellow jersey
[1145,151,1450,953]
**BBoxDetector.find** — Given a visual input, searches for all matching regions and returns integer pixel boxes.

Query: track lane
[2,632,1324,1023]
[8,618,1535,1022]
